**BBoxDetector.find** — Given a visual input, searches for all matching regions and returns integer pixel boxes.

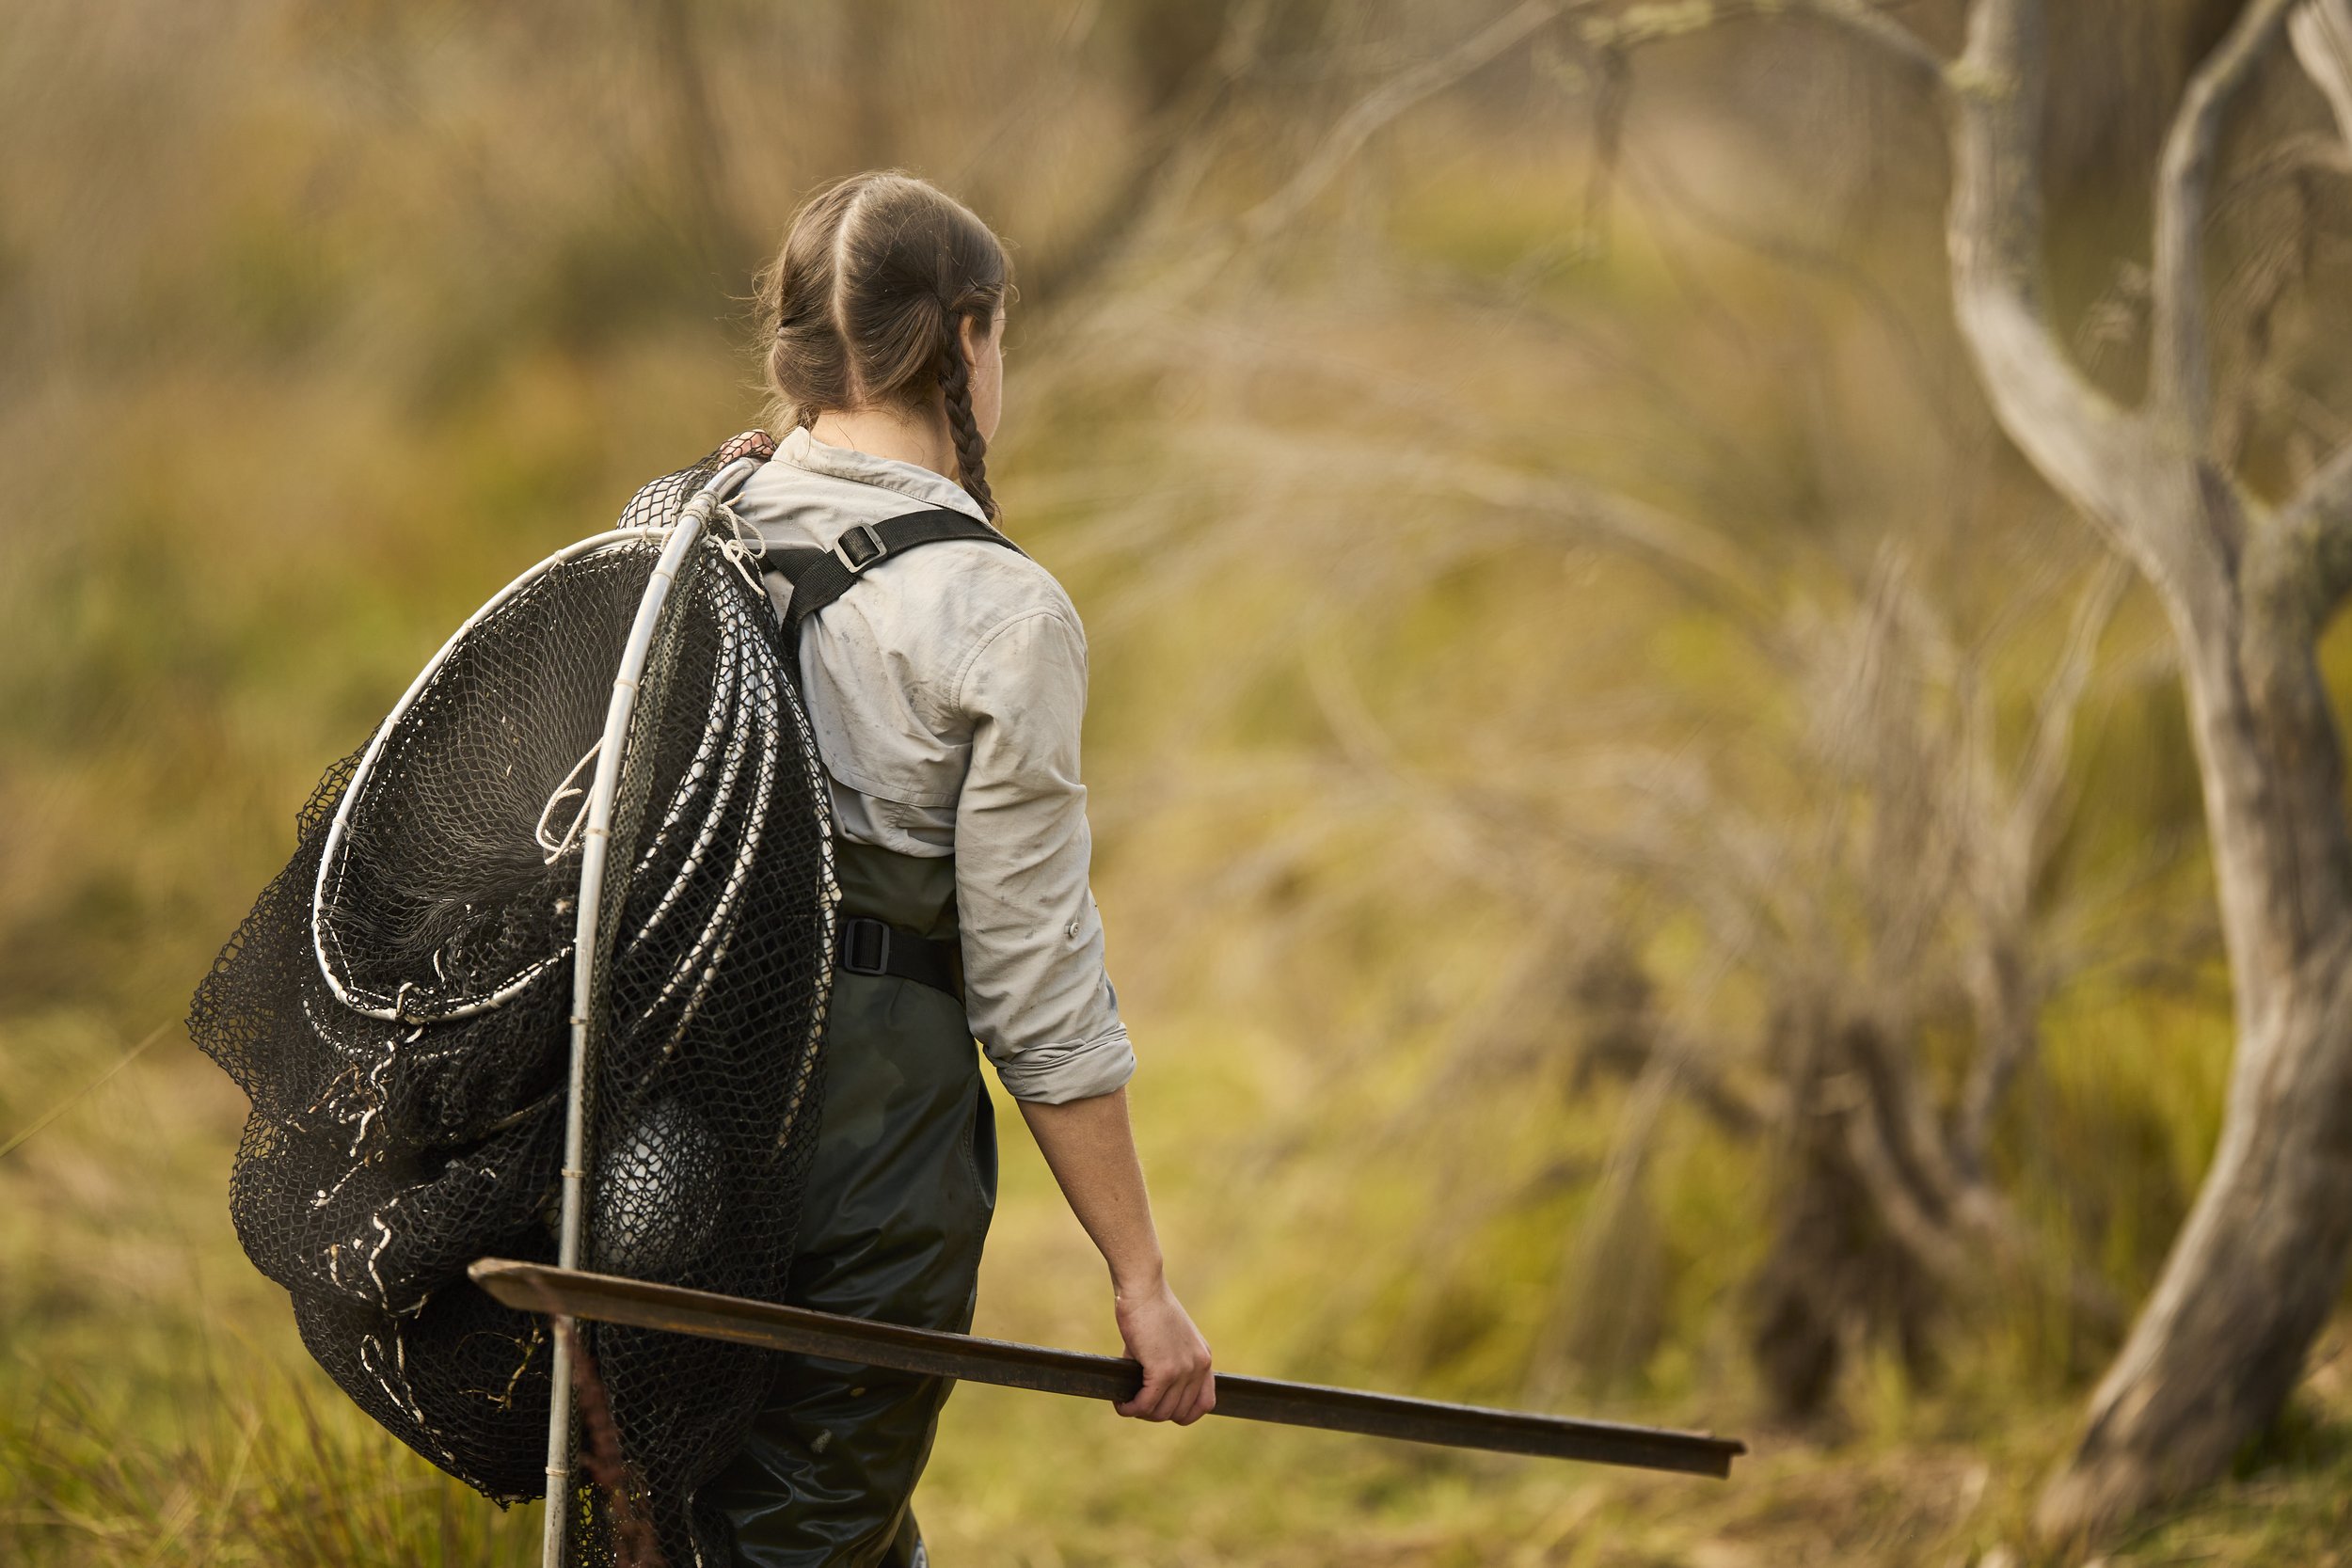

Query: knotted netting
[189,436,837,1565]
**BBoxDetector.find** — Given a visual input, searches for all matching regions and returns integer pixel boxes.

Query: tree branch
[1946,0,2148,563]
[1581,0,1949,91]
[2291,0,2352,151]
[2011,556,2132,861]
[2265,2,2352,629]
[2271,446,2352,629]
[2150,0,2301,434]
[1798,0,1952,84]
[1245,0,1565,241]
[1247,0,1947,248]
[1957,558,2129,1164]
[1000,0,1273,307]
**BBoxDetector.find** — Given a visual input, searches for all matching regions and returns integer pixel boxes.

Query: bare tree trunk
[1932,0,2352,1537]
[2038,480,2352,1535]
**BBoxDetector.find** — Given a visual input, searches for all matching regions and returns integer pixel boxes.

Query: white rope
[534,739,604,863]
[711,500,771,597]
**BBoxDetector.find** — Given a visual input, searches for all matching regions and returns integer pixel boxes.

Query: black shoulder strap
[760,507,1022,643]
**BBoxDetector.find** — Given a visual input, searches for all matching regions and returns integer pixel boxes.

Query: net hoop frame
[542,455,767,1568]
[310,524,687,1024]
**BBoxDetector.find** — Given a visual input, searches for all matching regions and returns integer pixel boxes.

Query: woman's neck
[809,404,956,483]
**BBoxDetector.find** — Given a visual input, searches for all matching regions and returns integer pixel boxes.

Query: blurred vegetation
[5,0,2352,1563]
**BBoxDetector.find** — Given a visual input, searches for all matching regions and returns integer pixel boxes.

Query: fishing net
[189,436,837,1565]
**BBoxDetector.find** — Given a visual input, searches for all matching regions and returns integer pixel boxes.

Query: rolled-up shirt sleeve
[951,606,1135,1103]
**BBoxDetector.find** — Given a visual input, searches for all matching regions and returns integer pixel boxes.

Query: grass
[3,1371,542,1567]
[5,1006,2348,1567]
[0,1019,540,1567]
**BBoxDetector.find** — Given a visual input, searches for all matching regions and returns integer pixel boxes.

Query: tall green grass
[2,1369,540,1568]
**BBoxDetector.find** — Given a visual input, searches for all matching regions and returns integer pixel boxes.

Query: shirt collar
[774,426,989,523]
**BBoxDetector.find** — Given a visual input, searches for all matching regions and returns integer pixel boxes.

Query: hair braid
[937,327,997,521]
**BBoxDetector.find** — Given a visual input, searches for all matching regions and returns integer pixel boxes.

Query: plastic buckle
[840,917,892,976]
[834,522,887,573]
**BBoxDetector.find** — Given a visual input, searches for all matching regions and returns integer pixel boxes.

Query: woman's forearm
[1015,1085,1165,1291]
[1016,1085,1216,1423]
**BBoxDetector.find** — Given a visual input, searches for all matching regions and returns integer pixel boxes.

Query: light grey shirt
[733,428,1135,1105]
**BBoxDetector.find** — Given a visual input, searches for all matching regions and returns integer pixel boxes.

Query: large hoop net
[189,437,837,1564]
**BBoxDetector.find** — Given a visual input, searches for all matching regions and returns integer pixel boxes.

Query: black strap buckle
[834,522,887,573]
[839,917,892,976]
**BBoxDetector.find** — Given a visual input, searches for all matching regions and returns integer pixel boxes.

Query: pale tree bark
[1932,0,2352,1539]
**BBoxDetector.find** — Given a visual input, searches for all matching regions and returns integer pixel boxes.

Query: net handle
[544,455,766,1568]
[309,526,681,1022]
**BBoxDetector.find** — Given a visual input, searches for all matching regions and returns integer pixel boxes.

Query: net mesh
[189,436,835,1565]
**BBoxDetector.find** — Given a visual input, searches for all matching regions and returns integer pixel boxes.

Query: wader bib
[712,841,995,1566]
[717,506,1022,1565]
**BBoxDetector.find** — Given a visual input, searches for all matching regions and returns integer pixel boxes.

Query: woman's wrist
[1110,1257,1168,1302]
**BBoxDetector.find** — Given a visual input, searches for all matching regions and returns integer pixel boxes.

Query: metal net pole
[542,460,760,1568]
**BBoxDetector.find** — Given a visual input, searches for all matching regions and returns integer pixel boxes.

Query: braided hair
[935,333,996,522]
[757,171,1010,520]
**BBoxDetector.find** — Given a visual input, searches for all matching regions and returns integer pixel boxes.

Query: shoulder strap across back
[759,507,1022,644]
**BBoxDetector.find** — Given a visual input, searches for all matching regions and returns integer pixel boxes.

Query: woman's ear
[959,307,1006,446]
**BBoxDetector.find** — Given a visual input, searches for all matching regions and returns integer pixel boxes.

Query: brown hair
[756,171,1012,519]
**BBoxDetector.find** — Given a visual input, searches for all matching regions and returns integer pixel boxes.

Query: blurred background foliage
[5,0,2352,1562]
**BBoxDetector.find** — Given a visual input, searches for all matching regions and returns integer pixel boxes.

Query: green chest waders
[710,840,996,1567]
[716,507,1025,1566]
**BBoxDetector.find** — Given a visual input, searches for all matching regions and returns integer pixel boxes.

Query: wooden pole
[470,1259,1745,1479]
